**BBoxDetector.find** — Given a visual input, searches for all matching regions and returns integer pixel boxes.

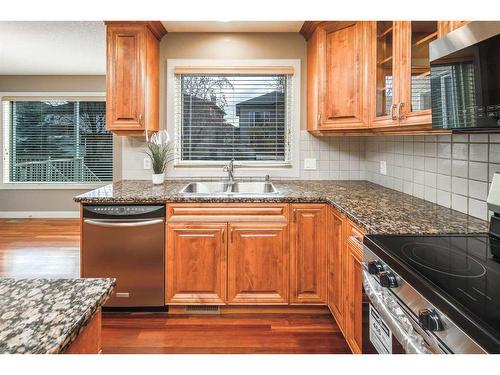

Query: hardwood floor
[0,218,351,354]
[102,312,351,354]
[0,218,80,278]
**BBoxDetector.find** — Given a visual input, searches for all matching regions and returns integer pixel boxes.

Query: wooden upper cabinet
[227,223,289,304]
[369,21,437,130]
[166,224,227,304]
[290,204,327,304]
[307,22,369,133]
[105,21,166,135]
[327,206,345,329]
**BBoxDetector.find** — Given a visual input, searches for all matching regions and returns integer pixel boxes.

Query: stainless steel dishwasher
[82,205,165,307]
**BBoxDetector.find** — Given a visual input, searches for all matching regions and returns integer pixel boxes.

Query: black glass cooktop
[364,233,500,353]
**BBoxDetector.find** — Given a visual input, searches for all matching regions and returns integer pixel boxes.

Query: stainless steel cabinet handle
[138,113,143,125]
[397,102,405,120]
[84,219,163,228]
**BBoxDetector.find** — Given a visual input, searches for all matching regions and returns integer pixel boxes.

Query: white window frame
[0,92,110,190]
[166,59,301,179]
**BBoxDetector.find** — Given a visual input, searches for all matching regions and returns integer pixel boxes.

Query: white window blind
[2,99,112,183]
[174,72,292,165]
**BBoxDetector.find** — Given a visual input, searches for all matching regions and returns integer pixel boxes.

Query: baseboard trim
[0,211,80,218]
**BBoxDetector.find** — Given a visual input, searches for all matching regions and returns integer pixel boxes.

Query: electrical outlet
[304,158,317,170]
[143,157,152,170]
[380,160,387,175]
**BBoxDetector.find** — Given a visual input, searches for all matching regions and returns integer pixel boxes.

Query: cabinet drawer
[167,203,289,223]
[346,220,365,254]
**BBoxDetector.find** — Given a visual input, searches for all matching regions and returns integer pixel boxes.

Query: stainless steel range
[361,174,500,354]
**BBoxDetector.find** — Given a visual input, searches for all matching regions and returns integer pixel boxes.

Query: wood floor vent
[185,305,220,314]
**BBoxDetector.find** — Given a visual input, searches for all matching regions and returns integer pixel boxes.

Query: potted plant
[144,130,174,184]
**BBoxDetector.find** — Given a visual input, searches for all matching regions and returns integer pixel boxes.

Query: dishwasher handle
[83,218,164,228]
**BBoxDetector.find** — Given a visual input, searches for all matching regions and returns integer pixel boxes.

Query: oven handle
[363,270,435,354]
[83,218,164,228]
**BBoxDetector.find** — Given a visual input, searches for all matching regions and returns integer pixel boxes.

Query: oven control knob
[379,271,399,288]
[418,309,443,331]
[368,260,384,275]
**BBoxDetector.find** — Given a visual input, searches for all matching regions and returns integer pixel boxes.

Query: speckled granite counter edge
[73,182,489,235]
[50,279,115,354]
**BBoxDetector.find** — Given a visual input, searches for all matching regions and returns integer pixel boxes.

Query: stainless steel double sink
[180,181,279,195]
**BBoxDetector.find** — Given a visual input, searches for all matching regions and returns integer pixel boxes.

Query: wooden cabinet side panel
[227,223,289,304]
[290,204,327,304]
[306,29,323,131]
[166,224,226,304]
[144,28,160,133]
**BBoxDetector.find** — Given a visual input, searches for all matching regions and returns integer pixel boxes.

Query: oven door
[362,270,435,354]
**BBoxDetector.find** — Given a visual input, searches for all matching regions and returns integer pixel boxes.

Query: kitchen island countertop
[74,179,489,235]
[0,278,115,354]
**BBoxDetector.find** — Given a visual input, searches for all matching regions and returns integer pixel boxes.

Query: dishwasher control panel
[83,205,165,219]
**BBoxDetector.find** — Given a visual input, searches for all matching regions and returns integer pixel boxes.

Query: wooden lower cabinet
[344,221,365,354]
[227,223,289,304]
[327,206,345,328]
[64,310,101,354]
[290,204,327,304]
[166,224,227,304]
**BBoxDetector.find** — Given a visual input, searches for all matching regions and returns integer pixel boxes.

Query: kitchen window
[173,66,294,166]
[2,97,112,185]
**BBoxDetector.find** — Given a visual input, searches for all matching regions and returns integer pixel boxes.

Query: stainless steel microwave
[430,22,500,132]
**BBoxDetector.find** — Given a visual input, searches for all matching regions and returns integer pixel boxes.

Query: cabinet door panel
[290,204,327,304]
[106,26,145,130]
[320,22,368,129]
[327,207,344,328]
[399,21,437,126]
[166,224,226,304]
[227,223,289,304]
[369,21,400,128]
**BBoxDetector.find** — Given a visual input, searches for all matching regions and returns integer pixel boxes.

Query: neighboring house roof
[183,93,226,116]
[235,91,284,116]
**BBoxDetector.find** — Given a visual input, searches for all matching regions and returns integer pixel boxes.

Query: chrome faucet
[223,159,235,183]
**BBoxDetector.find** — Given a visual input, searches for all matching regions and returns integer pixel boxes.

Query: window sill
[174,162,292,169]
[0,182,111,190]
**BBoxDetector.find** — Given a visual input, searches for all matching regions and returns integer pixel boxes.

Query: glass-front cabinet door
[398,21,437,126]
[370,21,399,127]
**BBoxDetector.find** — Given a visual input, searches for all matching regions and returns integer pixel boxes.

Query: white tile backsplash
[364,134,500,221]
[121,130,496,221]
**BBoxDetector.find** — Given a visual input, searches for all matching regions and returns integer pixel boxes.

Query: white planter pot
[152,173,165,185]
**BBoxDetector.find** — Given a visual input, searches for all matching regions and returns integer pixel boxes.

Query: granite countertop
[0,278,115,354]
[74,180,489,235]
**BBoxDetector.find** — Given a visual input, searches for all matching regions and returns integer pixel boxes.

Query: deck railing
[13,157,100,182]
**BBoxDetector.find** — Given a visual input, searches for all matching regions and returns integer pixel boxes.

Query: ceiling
[0,21,304,75]
[0,21,106,75]
[162,21,304,32]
